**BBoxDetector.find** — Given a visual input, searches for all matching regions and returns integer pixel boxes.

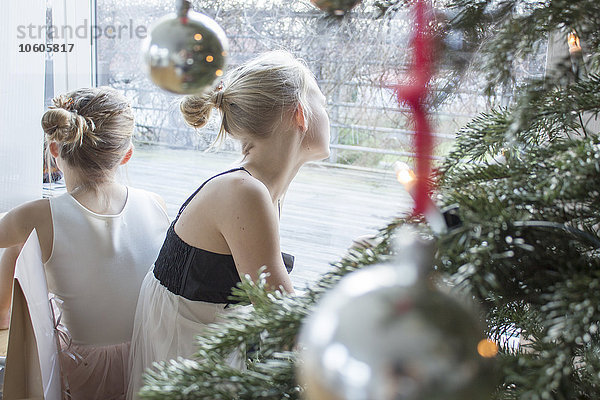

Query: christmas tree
[140,0,600,398]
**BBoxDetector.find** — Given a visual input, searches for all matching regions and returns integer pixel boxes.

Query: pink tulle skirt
[59,340,130,400]
[127,268,247,400]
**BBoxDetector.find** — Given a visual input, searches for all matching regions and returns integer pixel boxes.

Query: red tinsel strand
[413,104,432,214]
[394,0,434,215]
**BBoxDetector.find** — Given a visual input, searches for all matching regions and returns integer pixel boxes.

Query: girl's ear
[295,104,307,133]
[120,145,134,165]
[48,141,60,158]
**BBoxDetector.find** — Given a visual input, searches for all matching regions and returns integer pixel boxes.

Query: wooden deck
[125,146,412,290]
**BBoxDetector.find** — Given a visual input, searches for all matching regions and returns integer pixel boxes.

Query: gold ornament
[142,1,228,94]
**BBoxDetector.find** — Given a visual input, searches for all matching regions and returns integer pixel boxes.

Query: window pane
[95,1,545,287]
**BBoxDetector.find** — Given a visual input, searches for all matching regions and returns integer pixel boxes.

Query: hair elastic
[65,97,75,110]
[215,91,224,109]
[214,81,225,109]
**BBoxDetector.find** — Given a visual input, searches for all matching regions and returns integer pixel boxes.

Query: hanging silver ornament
[142,0,228,94]
[310,0,362,16]
[298,229,497,400]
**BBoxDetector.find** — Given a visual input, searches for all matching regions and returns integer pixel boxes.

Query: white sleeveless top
[45,187,170,346]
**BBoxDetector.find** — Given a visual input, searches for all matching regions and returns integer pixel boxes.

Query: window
[93,0,544,288]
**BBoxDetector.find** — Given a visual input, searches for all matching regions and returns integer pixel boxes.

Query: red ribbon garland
[394,0,434,215]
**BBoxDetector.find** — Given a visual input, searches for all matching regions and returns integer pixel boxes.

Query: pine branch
[138,220,402,399]
[436,131,600,398]
[446,0,600,94]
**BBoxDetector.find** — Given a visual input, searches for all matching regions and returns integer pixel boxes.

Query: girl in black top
[127,50,330,399]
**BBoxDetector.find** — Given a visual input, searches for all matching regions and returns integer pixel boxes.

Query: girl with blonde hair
[0,87,170,399]
[127,50,330,398]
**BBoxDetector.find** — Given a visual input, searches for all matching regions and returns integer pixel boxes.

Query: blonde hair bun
[42,108,91,146]
[180,91,214,129]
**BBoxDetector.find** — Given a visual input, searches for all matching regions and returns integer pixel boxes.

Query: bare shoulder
[199,170,275,231]
[205,170,272,210]
[10,198,51,221]
[0,198,51,248]
[206,171,270,205]
[226,172,270,205]
[14,199,52,233]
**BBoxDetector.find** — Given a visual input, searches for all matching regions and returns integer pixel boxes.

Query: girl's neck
[65,174,118,195]
[239,134,305,204]
[241,159,301,204]
[63,168,127,215]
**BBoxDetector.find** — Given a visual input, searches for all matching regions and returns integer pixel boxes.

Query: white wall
[0,0,93,212]
[0,0,46,211]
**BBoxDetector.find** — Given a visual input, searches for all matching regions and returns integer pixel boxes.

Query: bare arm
[0,201,51,329]
[0,245,22,329]
[0,200,50,249]
[218,179,294,294]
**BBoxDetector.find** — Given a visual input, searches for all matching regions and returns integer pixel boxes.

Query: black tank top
[153,167,294,304]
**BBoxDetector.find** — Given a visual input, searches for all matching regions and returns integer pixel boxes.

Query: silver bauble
[142,1,228,94]
[298,232,497,400]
